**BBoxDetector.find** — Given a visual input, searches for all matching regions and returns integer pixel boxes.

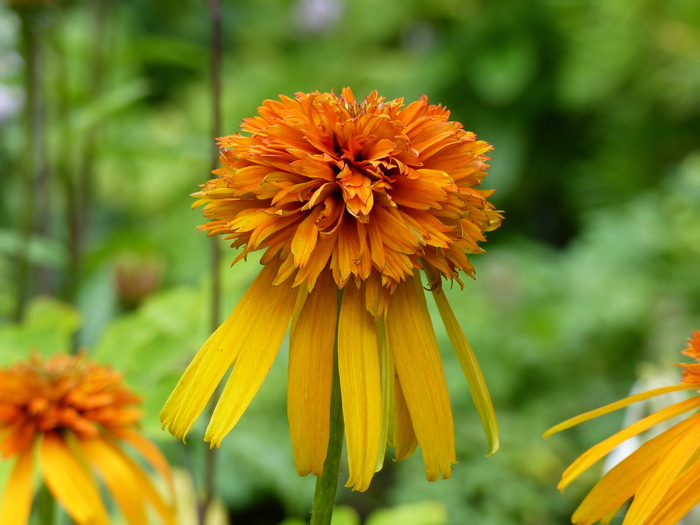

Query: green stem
[200,0,224,523]
[37,482,57,525]
[310,337,344,525]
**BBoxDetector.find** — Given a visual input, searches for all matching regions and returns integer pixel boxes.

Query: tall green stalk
[310,325,344,525]
[200,0,224,522]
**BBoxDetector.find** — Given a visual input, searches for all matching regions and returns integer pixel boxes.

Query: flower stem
[200,0,224,523]
[310,338,344,525]
[37,482,56,525]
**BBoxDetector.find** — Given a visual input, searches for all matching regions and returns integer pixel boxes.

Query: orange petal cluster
[545,330,700,525]
[0,353,175,525]
[194,87,502,315]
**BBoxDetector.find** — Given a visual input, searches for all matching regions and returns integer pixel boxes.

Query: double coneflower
[160,88,502,491]
[546,330,700,524]
[0,353,175,525]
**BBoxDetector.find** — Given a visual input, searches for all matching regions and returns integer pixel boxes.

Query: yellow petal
[288,271,337,476]
[645,443,700,525]
[392,373,418,461]
[571,412,700,525]
[79,437,148,525]
[39,432,109,525]
[375,317,391,471]
[205,276,298,445]
[338,283,382,491]
[622,415,700,525]
[386,274,456,481]
[559,397,700,491]
[92,437,176,525]
[544,383,698,438]
[431,283,499,456]
[0,448,34,525]
[118,429,173,494]
[161,260,285,440]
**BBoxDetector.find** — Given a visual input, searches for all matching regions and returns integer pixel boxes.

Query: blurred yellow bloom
[0,353,176,525]
[545,330,700,525]
[160,88,502,491]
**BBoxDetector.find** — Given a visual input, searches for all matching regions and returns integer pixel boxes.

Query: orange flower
[545,330,700,525]
[161,88,502,491]
[0,353,176,525]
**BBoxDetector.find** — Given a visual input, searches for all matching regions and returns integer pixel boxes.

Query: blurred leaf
[366,502,447,525]
[0,297,81,364]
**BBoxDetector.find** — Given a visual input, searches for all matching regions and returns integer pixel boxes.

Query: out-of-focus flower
[161,88,502,491]
[0,353,176,525]
[545,330,700,525]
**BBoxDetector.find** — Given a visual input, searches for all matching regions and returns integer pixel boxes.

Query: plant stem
[310,337,344,525]
[200,0,224,523]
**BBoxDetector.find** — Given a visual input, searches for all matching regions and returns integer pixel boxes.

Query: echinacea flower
[545,330,700,525]
[0,353,176,525]
[160,88,502,491]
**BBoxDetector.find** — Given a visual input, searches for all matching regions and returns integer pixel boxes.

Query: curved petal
[80,436,176,525]
[205,277,298,445]
[544,383,698,438]
[386,275,455,481]
[431,283,499,455]
[645,446,700,525]
[78,437,147,525]
[622,414,700,525]
[338,283,382,491]
[161,259,287,440]
[560,397,700,490]
[392,373,418,461]
[571,411,700,524]
[288,271,337,476]
[118,429,173,493]
[39,432,109,525]
[0,447,35,525]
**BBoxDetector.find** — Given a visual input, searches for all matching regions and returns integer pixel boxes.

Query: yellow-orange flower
[545,330,700,525]
[0,353,176,525]
[160,88,502,491]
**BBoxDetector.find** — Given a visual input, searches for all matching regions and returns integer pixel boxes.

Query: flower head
[161,88,501,491]
[0,353,176,525]
[545,330,700,525]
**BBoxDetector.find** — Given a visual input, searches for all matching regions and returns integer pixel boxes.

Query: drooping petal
[338,283,382,491]
[0,447,34,525]
[79,436,176,525]
[386,274,456,481]
[160,259,287,440]
[571,412,700,524]
[79,436,148,525]
[431,284,499,455]
[117,428,173,491]
[544,383,699,438]
[205,276,298,446]
[392,373,418,461]
[644,442,700,525]
[39,432,110,525]
[621,416,700,525]
[288,270,337,476]
[559,397,700,490]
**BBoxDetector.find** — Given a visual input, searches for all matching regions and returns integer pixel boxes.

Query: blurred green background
[1,0,700,523]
